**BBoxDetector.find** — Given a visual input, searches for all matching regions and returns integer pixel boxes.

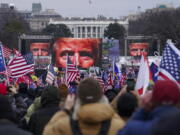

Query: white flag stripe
[11,66,34,74]
[13,59,26,63]
[10,64,33,72]
[10,68,34,78]
[9,61,27,68]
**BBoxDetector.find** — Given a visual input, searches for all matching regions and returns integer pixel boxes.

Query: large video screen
[53,38,102,69]
[128,42,149,56]
[20,38,52,69]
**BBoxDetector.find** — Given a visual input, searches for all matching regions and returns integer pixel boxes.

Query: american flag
[66,55,79,87]
[0,45,6,72]
[158,41,180,85]
[8,53,34,78]
[46,65,55,85]
[2,45,12,58]
[120,74,127,86]
[108,72,113,86]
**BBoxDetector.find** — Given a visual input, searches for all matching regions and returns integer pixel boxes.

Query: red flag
[16,75,32,85]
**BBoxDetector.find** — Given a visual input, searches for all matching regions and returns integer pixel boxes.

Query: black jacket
[0,119,32,135]
[28,106,60,135]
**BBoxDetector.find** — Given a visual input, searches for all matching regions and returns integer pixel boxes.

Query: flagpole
[65,54,68,84]
[112,59,115,80]
[0,45,10,85]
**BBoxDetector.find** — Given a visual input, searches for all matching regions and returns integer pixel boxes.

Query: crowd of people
[0,75,180,135]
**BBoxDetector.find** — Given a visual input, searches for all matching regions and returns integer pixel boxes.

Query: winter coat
[28,85,61,135]
[117,105,180,135]
[24,97,41,123]
[28,106,60,135]
[43,102,125,135]
[9,93,28,121]
[0,119,32,135]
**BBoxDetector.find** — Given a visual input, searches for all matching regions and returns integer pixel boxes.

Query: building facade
[49,19,128,38]
[28,9,62,32]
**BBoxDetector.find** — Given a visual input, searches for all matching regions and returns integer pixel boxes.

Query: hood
[72,96,115,124]
[77,103,115,123]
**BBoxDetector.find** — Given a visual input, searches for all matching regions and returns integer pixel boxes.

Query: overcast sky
[2,0,180,18]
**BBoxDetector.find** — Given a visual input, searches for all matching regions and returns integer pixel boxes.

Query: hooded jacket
[28,86,60,135]
[43,96,125,135]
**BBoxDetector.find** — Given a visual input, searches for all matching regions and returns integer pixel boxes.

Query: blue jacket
[117,105,180,135]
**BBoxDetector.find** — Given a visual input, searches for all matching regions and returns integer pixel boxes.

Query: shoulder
[43,110,72,135]
[109,113,125,134]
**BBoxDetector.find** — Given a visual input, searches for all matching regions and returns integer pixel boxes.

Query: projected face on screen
[54,38,100,68]
[30,43,50,56]
[129,43,148,56]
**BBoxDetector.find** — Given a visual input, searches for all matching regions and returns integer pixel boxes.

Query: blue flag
[150,62,159,82]
[114,62,121,80]
[0,45,6,72]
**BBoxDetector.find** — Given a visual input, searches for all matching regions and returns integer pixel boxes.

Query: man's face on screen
[30,43,49,56]
[129,44,148,56]
[55,39,95,68]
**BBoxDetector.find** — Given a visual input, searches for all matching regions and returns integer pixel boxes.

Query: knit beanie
[152,80,180,105]
[77,78,102,104]
[41,86,61,107]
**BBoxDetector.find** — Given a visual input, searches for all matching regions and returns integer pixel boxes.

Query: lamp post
[124,19,129,58]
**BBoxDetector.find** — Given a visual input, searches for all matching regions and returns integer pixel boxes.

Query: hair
[18,83,28,93]
[104,89,117,102]
[0,95,17,122]
[41,86,61,107]
[117,92,138,118]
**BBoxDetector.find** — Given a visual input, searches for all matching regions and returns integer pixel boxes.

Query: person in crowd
[28,86,61,135]
[0,95,32,135]
[150,111,180,135]
[117,80,180,135]
[110,83,139,121]
[18,83,34,107]
[117,92,138,121]
[53,38,100,68]
[30,42,50,56]
[24,96,41,124]
[24,83,68,124]
[7,84,29,121]
[43,78,125,135]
